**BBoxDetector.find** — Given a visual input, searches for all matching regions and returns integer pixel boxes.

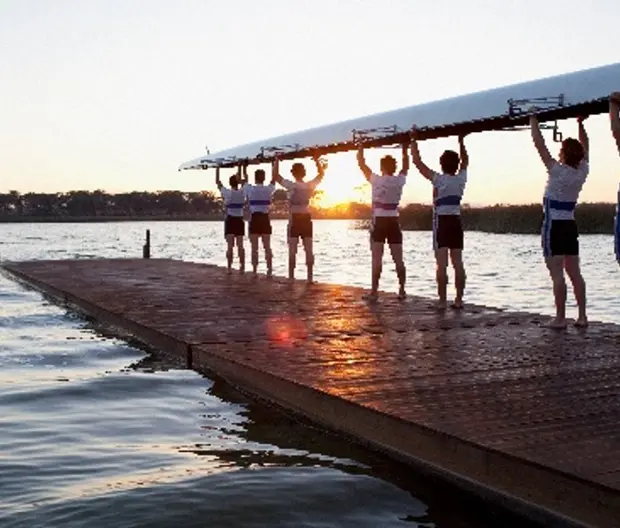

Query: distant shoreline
[1,202,617,235]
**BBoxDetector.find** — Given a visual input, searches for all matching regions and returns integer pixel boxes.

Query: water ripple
[0,221,557,527]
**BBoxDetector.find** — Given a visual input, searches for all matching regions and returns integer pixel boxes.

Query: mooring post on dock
[142,229,151,259]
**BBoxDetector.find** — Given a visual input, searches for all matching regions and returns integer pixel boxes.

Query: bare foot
[397,288,406,300]
[363,291,379,302]
[546,317,567,329]
[451,299,464,310]
[227,267,232,275]
[266,269,273,279]
[574,317,589,328]
[435,300,447,311]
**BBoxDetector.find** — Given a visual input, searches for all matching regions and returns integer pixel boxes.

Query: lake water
[1,219,618,528]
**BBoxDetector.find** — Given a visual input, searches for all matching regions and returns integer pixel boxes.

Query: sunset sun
[312,171,370,208]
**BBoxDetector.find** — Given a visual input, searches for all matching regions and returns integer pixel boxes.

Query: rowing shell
[179,61,620,170]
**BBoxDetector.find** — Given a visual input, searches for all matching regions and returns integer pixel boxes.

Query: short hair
[255,169,266,183]
[440,150,460,175]
[291,162,305,180]
[561,138,585,168]
[229,175,239,188]
[380,155,397,175]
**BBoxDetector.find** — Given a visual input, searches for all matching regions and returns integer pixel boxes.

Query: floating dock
[2,258,619,527]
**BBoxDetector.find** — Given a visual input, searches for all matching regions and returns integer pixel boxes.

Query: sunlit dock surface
[3,258,619,527]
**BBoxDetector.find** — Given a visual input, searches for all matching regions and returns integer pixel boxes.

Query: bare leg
[364,242,384,300]
[302,236,314,283]
[235,236,245,273]
[288,237,298,280]
[225,234,234,273]
[545,255,567,328]
[261,235,273,277]
[388,243,406,299]
[564,255,587,326]
[449,249,466,308]
[435,248,449,309]
[250,234,259,276]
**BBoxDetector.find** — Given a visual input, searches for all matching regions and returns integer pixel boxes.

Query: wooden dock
[2,258,620,527]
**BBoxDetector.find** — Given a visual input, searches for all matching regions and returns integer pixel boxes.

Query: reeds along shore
[390,202,618,234]
[0,190,616,234]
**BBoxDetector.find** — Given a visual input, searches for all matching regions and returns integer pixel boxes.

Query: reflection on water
[0,275,539,527]
[0,220,590,526]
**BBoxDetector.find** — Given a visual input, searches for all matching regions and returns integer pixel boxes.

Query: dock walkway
[3,258,620,527]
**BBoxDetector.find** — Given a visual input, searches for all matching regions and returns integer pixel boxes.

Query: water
[1,220,617,528]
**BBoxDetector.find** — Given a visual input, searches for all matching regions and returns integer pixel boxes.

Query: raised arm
[269,164,277,185]
[458,133,469,172]
[357,145,372,182]
[272,158,284,185]
[399,142,410,175]
[610,92,620,155]
[529,114,554,170]
[215,167,224,190]
[240,162,249,186]
[577,116,589,161]
[409,127,433,181]
[310,155,327,185]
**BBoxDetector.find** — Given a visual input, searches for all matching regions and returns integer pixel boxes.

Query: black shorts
[433,214,463,249]
[224,215,245,237]
[249,212,272,235]
[370,216,402,244]
[542,218,578,257]
[288,213,313,239]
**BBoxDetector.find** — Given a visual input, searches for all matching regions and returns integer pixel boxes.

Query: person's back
[411,129,469,309]
[432,171,467,215]
[272,157,326,283]
[243,169,276,277]
[216,169,246,273]
[222,187,246,215]
[530,113,589,329]
[357,144,409,301]
[370,173,406,218]
[543,160,588,222]
[245,183,275,214]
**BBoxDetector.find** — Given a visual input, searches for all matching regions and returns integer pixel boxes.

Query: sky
[1,0,619,206]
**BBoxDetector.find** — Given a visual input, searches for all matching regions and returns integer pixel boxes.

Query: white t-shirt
[432,170,467,215]
[543,160,589,220]
[279,178,320,214]
[370,173,406,217]
[220,188,245,217]
[243,183,275,214]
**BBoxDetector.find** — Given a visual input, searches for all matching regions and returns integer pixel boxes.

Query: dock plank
[3,257,620,527]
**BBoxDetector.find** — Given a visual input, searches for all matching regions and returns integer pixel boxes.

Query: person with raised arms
[529,113,589,329]
[356,141,408,301]
[239,163,276,277]
[215,166,246,274]
[272,155,326,283]
[610,92,620,265]
[410,127,469,310]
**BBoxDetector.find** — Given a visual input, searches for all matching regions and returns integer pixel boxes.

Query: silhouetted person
[240,164,276,277]
[356,142,408,301]
[410,127,469,310]
[215,167,246,273]
[530,113,589,328]
[272,156,326,283]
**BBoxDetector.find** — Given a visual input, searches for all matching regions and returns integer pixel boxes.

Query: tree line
[0,190,616,234]
[376,203,618,234]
